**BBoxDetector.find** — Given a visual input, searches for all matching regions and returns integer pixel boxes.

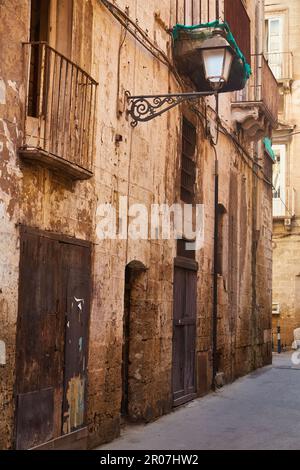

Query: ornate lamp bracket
[125,91,215,127]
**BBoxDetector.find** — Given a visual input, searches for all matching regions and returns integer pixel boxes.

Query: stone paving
[98,353,300,450]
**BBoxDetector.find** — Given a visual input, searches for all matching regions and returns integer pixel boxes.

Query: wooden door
[15,231,63,449]
[15,228,91,449]
[172,263,197,407]
[62,243,91,435]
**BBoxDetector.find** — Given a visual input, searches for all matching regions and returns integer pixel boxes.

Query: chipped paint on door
[63,376,86,435]
[62,242,91,436]
[16,228,91,449]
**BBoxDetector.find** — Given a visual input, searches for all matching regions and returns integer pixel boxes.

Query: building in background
[265,0,300,348]
[0,0,276,450]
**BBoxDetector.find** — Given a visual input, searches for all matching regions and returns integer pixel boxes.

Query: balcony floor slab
[19,147,93,181]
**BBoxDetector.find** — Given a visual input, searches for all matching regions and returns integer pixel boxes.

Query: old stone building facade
[0,0,275,450]
[266,0,300,348]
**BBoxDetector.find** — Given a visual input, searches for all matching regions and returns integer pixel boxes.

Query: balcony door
[29,0,73,60]
[265,17,283,79]
[26,0,73,148]
[28,0,50,117]
[273,145,286,217]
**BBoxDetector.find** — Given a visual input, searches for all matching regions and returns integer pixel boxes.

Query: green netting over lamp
[172,20,251,93]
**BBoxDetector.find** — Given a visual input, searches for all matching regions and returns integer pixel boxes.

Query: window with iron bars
[178,118,197,261]
[181,118,197,205]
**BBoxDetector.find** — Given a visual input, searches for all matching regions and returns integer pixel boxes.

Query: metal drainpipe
[212,151,219,389]
[211,92,220,390]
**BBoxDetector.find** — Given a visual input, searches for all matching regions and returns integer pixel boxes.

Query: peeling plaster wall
[0,0,96,449]
[0,0,28,449]
[0,0,273,450]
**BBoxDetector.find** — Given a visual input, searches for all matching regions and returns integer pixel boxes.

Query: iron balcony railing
[22,42,98,174]
[264,52,294,82]
[175,0,219,26]
[174,0,251,64]
[234,54,279,125]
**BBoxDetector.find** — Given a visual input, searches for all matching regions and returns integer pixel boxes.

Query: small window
[272,303,281,316]
[181,118,196,204]
[177,238,196,260]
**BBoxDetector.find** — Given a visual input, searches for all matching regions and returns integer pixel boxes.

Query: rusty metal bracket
[126,91,215,127]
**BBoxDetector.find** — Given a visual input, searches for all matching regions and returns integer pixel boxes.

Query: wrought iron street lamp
[201,32,234,91]
[126,31,235,127]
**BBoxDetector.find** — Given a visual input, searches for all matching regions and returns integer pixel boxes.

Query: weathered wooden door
[15,231,63,450]
[15,228,91,449]
[172,263,197,406]
[62,243,91,435]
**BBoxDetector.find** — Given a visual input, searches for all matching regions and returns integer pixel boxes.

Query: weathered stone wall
[0,0,273,450]
[272,232,300,347]
[0,0,96,449]
[87,0,272,447]
[266,0,300,348]
[88,1,179,445]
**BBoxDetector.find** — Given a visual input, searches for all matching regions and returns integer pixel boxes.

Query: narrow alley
[99,353,300,451]
[1,0,300,455]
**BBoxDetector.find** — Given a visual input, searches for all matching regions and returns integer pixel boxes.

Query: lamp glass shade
[202,46,234,90]
[223,48,234,82]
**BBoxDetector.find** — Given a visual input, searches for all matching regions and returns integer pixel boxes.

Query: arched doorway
[121,261,147,420]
